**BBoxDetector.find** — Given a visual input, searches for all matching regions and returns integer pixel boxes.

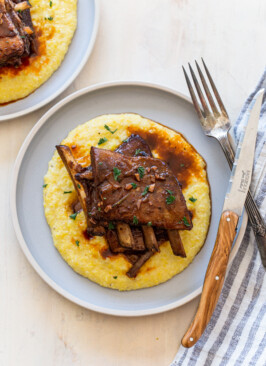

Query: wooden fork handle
[182,210,239,348]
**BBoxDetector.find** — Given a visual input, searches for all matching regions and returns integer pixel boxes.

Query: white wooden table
[1,1,265,365]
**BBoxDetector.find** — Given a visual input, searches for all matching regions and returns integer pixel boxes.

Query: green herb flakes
[142,186,150,196]
[113,167,121,181]
[108,222,115,230]
[189,197,197,202]
[104,124,117,134]
[77,184,81,189]
[166,196,175,205]
[147,222,152,227]
[166,190,175,205]
[131,183,137,189]
[180,163,185,167]
[138,166,145,179]
[182,217,190,227]
[98,137,108,145]
[43,184,48,188]
[98,207,101,212]
[75,240,80,247]
[133,216,138,225]
[113,276,118,279]
[135,149,141,156]
[49,1,53,7]
[64,191,72,194]
[98,162,103,165]
[69,213,77,220]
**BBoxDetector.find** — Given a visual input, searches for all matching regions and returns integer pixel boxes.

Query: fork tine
[195,60,219,117]
[201,58,229,118]
[188,63,211,117]
[182,66,204,121]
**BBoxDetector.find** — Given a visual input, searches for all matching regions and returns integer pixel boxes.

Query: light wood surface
[1,1,266,365]
[182,211,239,348]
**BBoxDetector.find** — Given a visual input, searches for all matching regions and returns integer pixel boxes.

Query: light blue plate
[11,82,247,316]
[0,0,99,121]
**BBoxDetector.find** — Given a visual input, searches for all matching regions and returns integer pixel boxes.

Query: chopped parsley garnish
[75,240,80,246]
[49,1,53,7]
[64,191,72,194]
[113,167,121,181]
[98,207,101,212]
[133,216,138,225]
[21,35,25,38]
[189,197,197,202]
[131,183,137,189]
[166,190,175,205]
[103,197,107,200]
[98,162,103,165]
[69,213,78,220]
[44,16,53,21]
[98,137,108,145]
[166,195,175,205]
[108,222,115,230]
[77,184,81,189]
[180,163,185,167]
[104,124,117,134]
[122,138,129,143]
[147,221,152,227]
[182,217,190,227]
[18,9,22,13]
[135,149,141,156]
[142,186,150,196]
[138,166,145,179]
[113,276,118,279]
[43,184,48,188]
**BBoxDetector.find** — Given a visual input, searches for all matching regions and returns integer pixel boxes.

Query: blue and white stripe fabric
[171,69,266,366]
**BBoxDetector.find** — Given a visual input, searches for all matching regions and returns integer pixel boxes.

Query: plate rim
[10,80,248,316]
[0,0,99,121]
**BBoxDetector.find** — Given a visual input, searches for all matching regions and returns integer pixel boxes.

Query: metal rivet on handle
[226,217,231,222]
[215,276,219,280]
[190,337,194,342]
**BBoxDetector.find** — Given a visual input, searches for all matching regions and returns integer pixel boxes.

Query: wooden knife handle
[182,210,239,348]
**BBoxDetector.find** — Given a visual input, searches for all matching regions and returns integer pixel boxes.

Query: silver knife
[182,88,264,348]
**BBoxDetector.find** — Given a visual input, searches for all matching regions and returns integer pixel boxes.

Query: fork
[183,59,266,268]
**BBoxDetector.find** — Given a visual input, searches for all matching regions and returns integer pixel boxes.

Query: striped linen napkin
[171,69,266,366]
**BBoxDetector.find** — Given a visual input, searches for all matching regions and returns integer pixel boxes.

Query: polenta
[0,0,77,103]
[43,114,211,291]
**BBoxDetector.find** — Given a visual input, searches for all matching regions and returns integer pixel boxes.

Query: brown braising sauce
[83,229,94,241]
[101,247,119,260]
[127,126,205,189]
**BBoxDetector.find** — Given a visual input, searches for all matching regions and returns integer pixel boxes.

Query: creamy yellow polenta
[43,114,211,291]
[0,0,77,103]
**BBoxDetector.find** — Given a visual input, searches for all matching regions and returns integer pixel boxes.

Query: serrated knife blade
[223,89,264,216]
[182,88,264,348]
